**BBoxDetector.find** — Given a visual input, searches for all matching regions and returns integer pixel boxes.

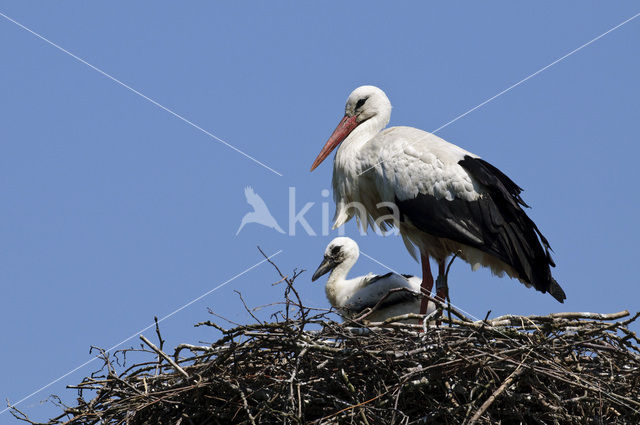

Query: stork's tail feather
[548,278,566,303]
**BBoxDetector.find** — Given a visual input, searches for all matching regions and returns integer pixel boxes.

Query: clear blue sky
[1,2,639,422]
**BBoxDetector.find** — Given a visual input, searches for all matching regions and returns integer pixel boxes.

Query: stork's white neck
[325,255,360,307]
[337,114,388,161]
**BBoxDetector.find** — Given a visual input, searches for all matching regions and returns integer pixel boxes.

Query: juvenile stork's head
[310,85,391,171]
[311,237,360,281]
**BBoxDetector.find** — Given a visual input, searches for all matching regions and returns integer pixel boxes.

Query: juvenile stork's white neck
[311,237,363,308]
[324,249,360,306]
[325,252,357,287]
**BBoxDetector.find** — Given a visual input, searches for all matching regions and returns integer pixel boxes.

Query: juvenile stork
[310,85,565,313]
[311,237,435,322]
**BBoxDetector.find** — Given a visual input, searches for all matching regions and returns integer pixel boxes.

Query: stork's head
[311,237,359,281]
[310,85,391,171]
[344,85,391,124]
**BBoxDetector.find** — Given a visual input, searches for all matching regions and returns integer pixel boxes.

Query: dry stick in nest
[234,289,264,325]
[139,335,189,379]
[340,368,371,425]
[153,316,165,376]
[257,246,307,324]
[228,381,257,425]
[465,350,532,425]
[289,346,309,421]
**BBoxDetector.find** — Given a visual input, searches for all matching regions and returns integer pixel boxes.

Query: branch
[139,335,189,379]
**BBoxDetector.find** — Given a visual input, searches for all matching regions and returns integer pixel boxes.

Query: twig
[229,381,257,425]
[139,335,189,379]
[466,355,529,425]
[234,290,264,325]
[154,316,165,375]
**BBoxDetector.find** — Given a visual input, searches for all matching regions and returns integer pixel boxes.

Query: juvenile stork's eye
[355,97,368,110]
[331,245,341,255]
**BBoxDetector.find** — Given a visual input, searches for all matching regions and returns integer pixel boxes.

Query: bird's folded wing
[343,274,419,313]
[387,154,563,301]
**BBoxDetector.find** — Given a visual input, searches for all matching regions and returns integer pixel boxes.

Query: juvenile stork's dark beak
[311,256,337,281]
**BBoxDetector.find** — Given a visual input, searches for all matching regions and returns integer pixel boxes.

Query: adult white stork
[310,85,565,313]
[311,237,435,322]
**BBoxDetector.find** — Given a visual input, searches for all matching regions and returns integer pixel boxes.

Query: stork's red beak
[310,115,359,171]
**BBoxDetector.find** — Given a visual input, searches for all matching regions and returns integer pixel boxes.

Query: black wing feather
[364,272,394,286]
[346,289,419,313]
[396,155,565,303]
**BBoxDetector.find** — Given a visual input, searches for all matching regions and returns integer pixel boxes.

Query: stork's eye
[331,246,341,255]
[355,97,368,110]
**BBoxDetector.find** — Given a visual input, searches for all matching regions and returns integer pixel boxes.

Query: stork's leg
[435,260,449,303]
[419,253,434,314]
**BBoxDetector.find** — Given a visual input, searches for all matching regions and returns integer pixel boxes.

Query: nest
[11,261,640,425]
